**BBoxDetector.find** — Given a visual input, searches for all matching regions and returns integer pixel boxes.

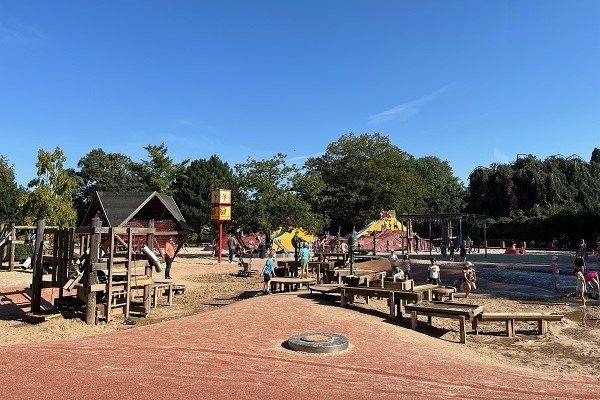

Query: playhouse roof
[81,191,189,230]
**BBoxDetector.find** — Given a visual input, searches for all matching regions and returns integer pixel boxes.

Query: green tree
[19,147,81,226]
[75,148,141,223]
[413,156,466,213]
[0,155,21,221]
[235,153,321,237]
[172,155,238,236]
[304,133,426,233]
[130,143,189,194]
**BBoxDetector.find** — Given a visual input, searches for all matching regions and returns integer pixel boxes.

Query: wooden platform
[308,283,344,296]
[340,286,423,317]
[270,277,315,292]
[404,302,485,344]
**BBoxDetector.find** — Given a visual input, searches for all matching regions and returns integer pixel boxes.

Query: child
[389,250,398,276]
[261,250,276,294]
[463,262,477,298]
[428,258,441,285]
[401,254,411,280]
[575,267,586,307]
[551,256,559,291]
[448,242,455,262]
[392,266,405,282]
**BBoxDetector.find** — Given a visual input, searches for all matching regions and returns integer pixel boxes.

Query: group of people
[388,251,477,298]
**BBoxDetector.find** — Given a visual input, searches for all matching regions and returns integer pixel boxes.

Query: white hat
[465,261,474,267]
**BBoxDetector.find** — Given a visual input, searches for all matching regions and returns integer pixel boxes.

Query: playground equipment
[26,217,189,325]
[271,227,316,253]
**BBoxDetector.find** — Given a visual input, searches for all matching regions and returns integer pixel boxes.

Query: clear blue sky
[1,1,599,187]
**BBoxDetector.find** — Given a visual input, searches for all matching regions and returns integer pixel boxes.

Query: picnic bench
[270,277,315,292]
[404,302,485,344]
[340,286,422,317]
[477,312,564,337]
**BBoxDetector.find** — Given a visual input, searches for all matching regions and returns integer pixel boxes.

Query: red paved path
[1,292,598,399]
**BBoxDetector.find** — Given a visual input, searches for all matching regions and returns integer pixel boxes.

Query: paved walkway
[1,292,598,399]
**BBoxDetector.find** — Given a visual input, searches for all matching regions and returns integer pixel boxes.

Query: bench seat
[478,312,564,337]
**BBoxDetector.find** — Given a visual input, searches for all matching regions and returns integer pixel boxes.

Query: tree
[235,153,321,237]
[591,147,600,164]
[75,149,141,223]
[172,155,237,236]
[413,156,466,213]
[304,133,426,233]
[130,143,189,194]
[19,147,81,226]
[0,155,20,221]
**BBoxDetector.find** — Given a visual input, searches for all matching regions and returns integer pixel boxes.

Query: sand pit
[0,248,599,398]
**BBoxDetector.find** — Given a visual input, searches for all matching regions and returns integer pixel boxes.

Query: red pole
[218,221,223,263]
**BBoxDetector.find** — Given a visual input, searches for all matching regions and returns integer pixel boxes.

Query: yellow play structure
[355,215,407,238]
[271,227,316,252]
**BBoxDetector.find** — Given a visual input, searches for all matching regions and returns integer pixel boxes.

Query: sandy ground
[0,247,599,382]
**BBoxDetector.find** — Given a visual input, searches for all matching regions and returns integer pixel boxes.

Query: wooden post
[105,228,115,323]
[389,292,395,318]
[144,220,154,315]
[459,316,467,344]
[85,217,101,325]
[125,228,133,319]
[8,223,16,271]
[30,219,46,313]
[411,311,418,329]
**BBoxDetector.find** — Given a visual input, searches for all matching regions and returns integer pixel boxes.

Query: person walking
[164,238,175,279]
[261,250,276,294]
[576,267,586,307]
[227,233,236,263]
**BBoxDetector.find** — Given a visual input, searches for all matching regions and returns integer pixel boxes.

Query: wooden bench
[477,312,564,337]
[340,287,422,317]
[150,281,174,308]
[404,302,485,344]
[270,277,315,292]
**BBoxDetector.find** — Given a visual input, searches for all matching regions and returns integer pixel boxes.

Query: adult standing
[164,238,175,279]
[227,233,236,263]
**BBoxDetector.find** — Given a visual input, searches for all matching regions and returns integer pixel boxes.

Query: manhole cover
[287,333,349,353]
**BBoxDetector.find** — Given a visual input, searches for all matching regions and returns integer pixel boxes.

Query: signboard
[211,189,232,205]
[211,205,232,221]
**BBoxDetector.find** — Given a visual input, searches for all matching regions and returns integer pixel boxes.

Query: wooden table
[404,302,484,344]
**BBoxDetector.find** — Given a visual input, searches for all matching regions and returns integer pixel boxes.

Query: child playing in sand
[388,250,398,276]
[551,256,559,291]
[463,261,477,298]
[392,266,405,282]
[261,250,276,294]
[585,271,599,298]
[576,267,586,307]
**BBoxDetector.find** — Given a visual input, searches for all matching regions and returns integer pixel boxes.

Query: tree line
[0,133,598,244]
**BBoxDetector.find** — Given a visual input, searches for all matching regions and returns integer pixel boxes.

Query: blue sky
[1,1,599,187]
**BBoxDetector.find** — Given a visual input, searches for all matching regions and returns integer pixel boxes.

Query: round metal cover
[287,333,349,353]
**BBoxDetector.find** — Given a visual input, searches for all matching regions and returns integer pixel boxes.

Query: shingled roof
[81,191,189,230]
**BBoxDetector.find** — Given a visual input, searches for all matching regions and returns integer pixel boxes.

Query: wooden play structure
[27,216,189,324]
